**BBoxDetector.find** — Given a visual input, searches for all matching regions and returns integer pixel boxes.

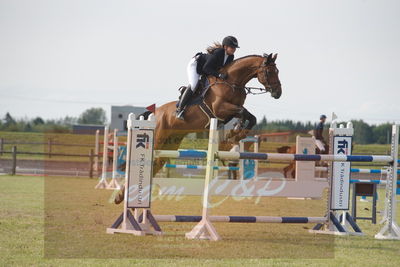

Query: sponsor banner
[127,128,154,208]
[331,136,352,210]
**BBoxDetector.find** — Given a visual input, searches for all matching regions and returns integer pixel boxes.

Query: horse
[114,53,282,203]
[277,142,330,178]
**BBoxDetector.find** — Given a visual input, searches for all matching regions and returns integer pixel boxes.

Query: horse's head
[257,53,282,99]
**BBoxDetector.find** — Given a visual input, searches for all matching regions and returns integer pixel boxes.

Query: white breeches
[187,57,200,92]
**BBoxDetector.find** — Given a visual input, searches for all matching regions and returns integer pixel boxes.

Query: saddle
[177,76,233,128]
[177,76,210,107]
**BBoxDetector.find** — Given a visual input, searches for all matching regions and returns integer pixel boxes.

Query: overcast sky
[1,0,399,125]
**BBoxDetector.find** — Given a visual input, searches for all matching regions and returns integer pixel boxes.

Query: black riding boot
[176,85,193,120]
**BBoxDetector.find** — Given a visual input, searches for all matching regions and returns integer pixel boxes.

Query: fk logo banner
[337,140,349,154]
[136,133,150,149]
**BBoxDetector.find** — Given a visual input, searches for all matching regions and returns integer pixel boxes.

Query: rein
[207,80,272,95]
[244,86,268,95]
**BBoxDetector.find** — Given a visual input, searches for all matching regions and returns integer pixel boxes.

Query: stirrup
[176,109,185,120]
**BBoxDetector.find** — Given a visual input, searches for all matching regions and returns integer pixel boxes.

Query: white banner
[126,128,154,208]
[330,136,352,210]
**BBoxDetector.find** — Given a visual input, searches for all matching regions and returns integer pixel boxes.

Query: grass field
[1,174,399,266]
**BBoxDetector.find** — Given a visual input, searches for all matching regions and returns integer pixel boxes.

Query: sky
[0,0,399,125]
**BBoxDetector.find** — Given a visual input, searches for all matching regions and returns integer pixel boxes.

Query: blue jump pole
[165,163,239,171]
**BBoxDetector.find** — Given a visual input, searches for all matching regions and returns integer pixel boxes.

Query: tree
[253,116,267,130]
[33,117,45,125]
[372,123,392,144]
[78,108,107,125]
[351,120,373,144]
[24,123,32,132]
[4,112,16,127]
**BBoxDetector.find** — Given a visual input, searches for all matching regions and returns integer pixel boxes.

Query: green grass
[1,175,400,266]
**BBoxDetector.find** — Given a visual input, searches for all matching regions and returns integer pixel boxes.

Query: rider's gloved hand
[218,73,228,80]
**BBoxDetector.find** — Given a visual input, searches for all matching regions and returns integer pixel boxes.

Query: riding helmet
[222,36,240,48]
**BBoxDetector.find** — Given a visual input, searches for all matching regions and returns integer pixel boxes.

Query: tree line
[253,115,394,144]
[0,110,394,144]
[0,108,106,133]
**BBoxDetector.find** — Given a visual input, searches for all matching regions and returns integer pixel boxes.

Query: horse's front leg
[237,107,257,130]
[229,107,257,141]
[213,102,256,142]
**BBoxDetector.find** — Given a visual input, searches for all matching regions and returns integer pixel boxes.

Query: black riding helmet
[222,36,240,48]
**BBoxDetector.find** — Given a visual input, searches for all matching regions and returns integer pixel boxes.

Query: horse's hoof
[114,187,125,204]
[114,194,123,204]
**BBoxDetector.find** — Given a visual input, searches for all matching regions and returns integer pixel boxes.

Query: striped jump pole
[216,152,394,163]
[165,163,239,171]
[154,215,326,224]
[316,166,400,174]
[350,179,400,185]
[155,150,207,159]
[157,149,394,163]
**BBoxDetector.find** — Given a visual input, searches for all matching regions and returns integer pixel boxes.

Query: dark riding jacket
[315,121,325,142]
[196,48,234,77]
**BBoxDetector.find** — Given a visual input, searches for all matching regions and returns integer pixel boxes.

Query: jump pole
[107,129,121,190]
[95,126,109,189]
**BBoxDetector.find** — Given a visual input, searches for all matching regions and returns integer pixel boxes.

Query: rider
[176,36,240,120]
[315,114,327,151]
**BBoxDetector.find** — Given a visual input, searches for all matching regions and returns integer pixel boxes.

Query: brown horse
[115,53,282,203]
[277,142,330,178]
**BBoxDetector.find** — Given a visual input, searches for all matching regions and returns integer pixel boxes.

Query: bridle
[209,61,281,95]
[255,62,281,94]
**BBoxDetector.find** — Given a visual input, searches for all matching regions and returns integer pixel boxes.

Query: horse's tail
[136,111,153,120]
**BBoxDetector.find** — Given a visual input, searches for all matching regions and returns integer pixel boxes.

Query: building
[110,105,147,132]
[258,132,291,143]
[72,124,105,135]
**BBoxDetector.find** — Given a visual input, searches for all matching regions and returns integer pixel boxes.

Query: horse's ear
[267,53,273,64]
[272,53,278,62]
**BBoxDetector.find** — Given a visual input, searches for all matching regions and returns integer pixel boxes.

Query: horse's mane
[221,54,263,71]
[232,54,263,63]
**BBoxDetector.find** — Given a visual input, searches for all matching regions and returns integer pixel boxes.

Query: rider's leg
[176,86,192,119]
[176,57,200,119]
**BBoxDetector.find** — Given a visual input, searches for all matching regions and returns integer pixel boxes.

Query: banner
[126,128,154,208]
[330,136,352,210]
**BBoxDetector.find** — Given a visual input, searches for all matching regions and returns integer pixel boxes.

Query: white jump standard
[95,126,110,189]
